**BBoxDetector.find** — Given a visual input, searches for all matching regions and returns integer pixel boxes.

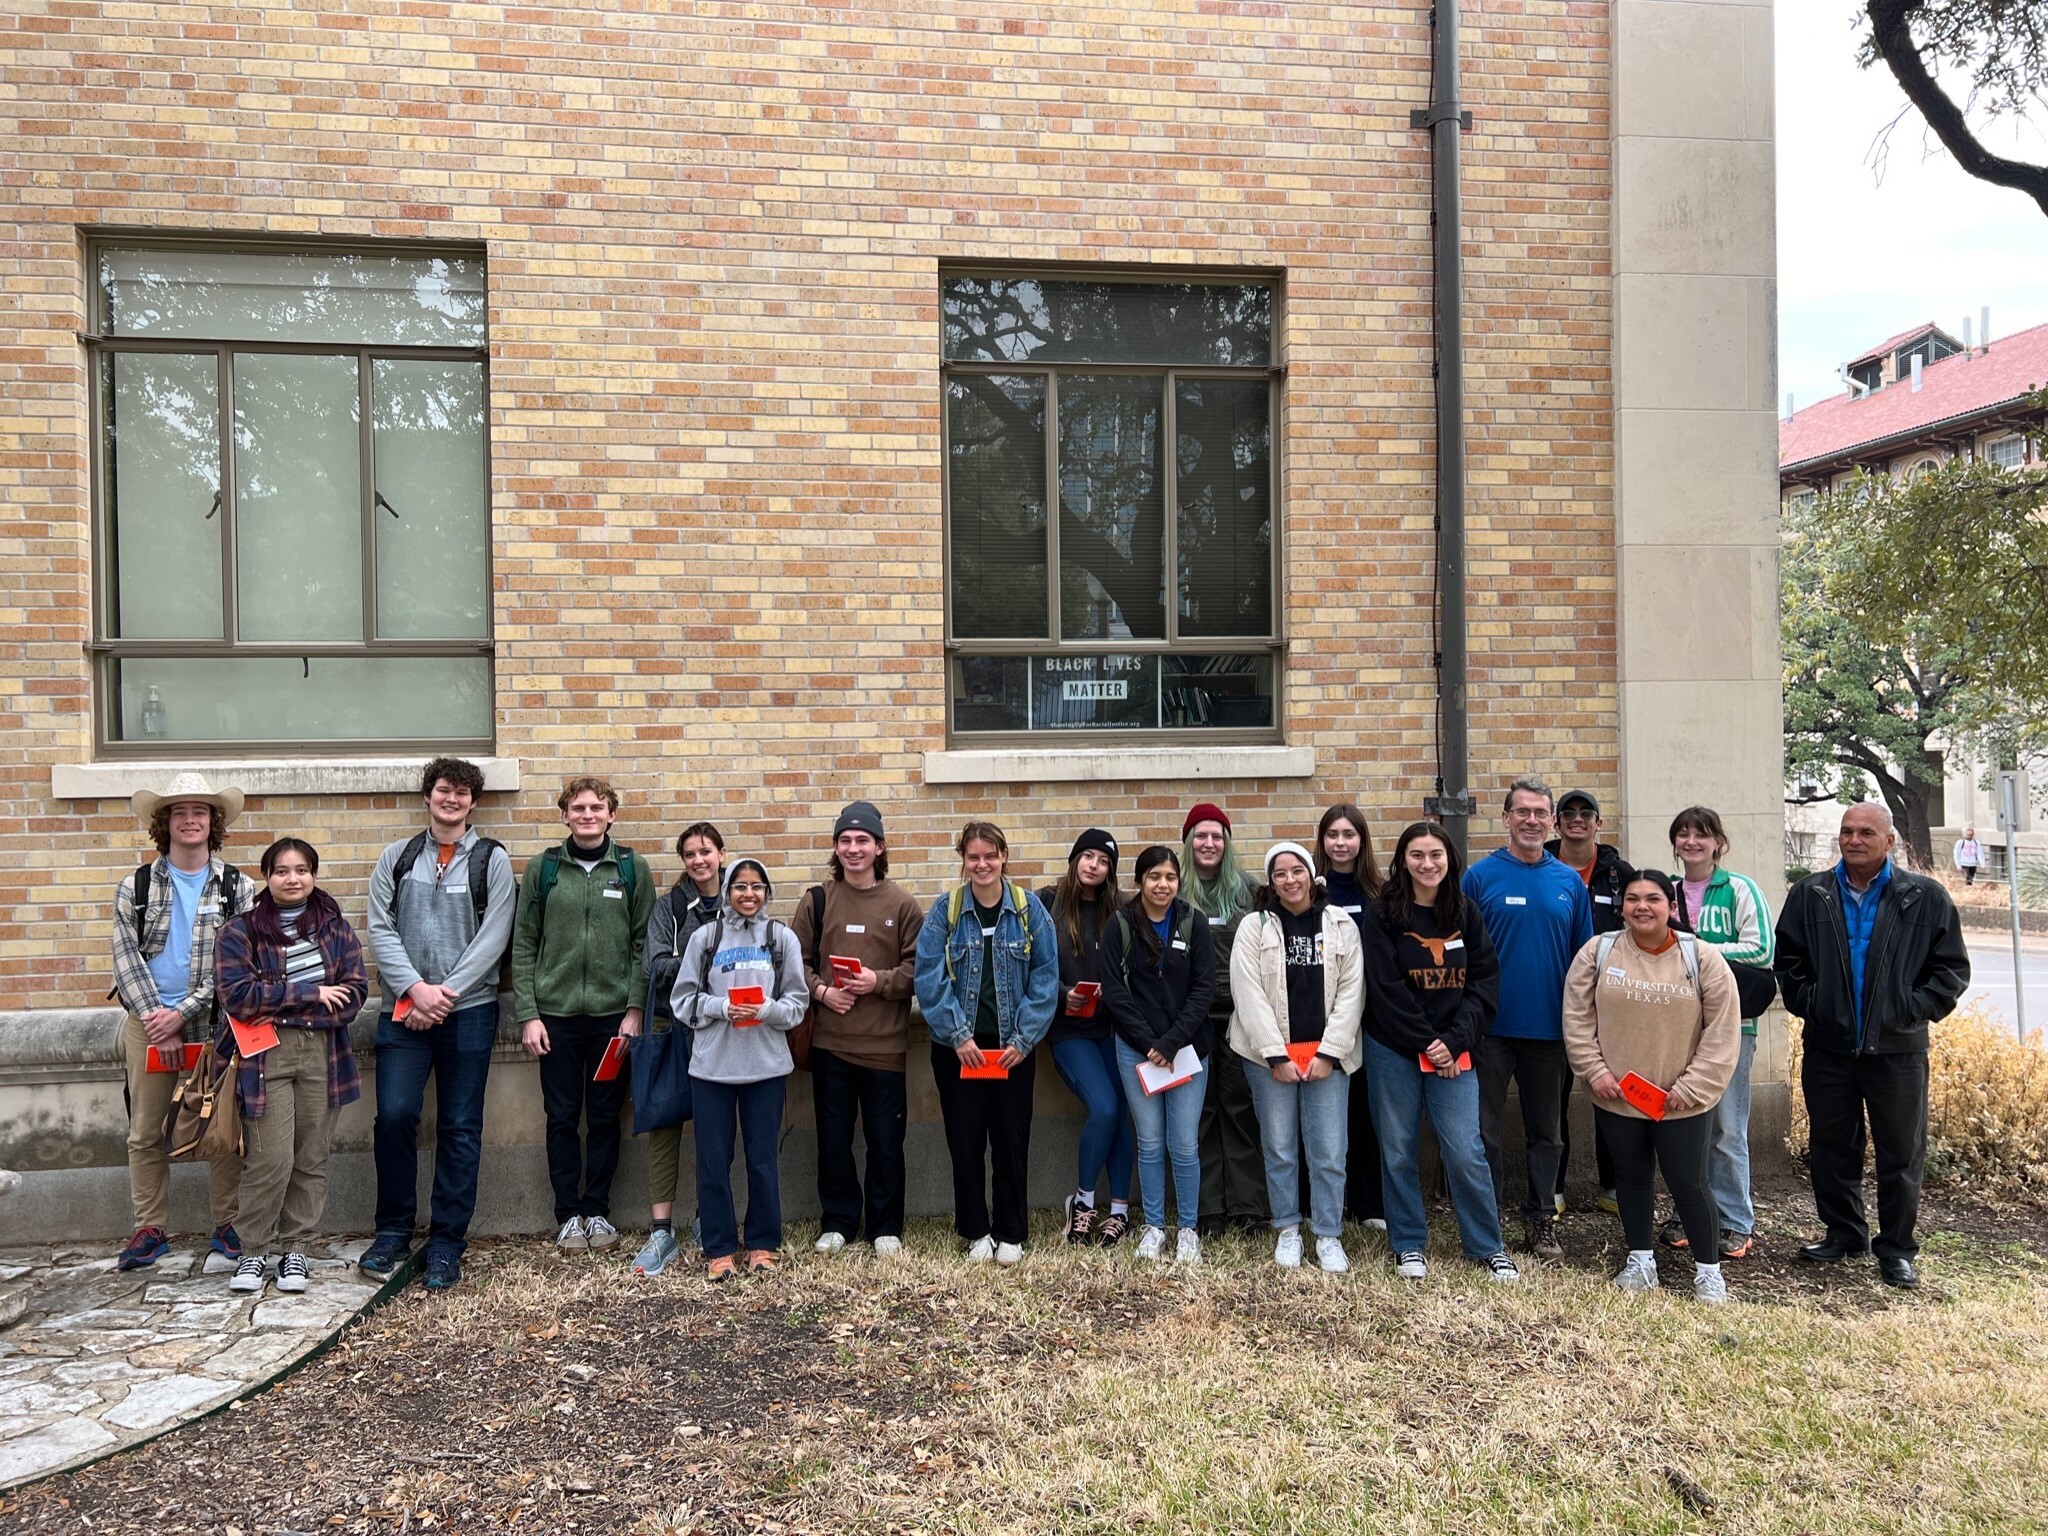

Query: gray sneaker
[556,1216,589,1252]
[584,1215,621,1251]
[633,1227,681,1276]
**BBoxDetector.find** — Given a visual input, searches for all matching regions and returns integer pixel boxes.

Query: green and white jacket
[1677,866,1773,1034]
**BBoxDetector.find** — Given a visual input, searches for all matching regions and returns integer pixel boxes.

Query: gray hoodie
[672,863,807,1083]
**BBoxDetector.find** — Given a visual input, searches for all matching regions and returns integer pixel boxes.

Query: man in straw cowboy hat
[109,771,254,1271]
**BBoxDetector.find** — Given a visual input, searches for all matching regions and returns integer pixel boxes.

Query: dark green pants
[1198,1044,1269,1222]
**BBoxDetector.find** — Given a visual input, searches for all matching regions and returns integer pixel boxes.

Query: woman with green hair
[1180,803,1269,1232]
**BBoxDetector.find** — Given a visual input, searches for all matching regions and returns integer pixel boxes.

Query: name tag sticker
[1607,966,1629,981]
[1338,904,1362,914]
[443,883,468,895]
[1210,916,1227,926]
[1171,938,1189,950]
[1443,937,1464,951]
[199,903,219,917]
[602,887,624,900]
[1505,896,1528,906]
[1593,895,1613,905]
[846,924,866,934]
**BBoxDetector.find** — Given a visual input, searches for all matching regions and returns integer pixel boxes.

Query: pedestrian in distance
[914,822,1059,1266]
[1563,870,1741,1304]
[1229,842,1362,1274]
[1181,804,1270,1235]
[1360,821,1521,1284]
[214,837,368,1296]
[1952,827,1983,886]
[1313,803,1387,1232]
[1546,788,1634,1214]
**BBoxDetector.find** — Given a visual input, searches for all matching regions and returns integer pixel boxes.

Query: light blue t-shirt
[146,863,211,1007]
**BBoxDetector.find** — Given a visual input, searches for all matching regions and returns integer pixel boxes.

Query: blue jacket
[914,884,1060,1054]
[1461,848,1593,1040]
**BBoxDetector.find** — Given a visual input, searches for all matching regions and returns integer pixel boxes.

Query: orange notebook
[1418,1051,1473,1074]
[594,1035,630,1081]
[727,984,766,1026]
[828,956,863,984]
[227,1016,279,1058]
[960,1055,1010,1080]
[1284,1041,1322,1074]
[146,1042,204,1074]
[1070,981,1102,1018]
[1618,1071,1669,1121]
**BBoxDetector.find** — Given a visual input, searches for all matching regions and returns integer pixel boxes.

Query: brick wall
[0,0,1615,1011]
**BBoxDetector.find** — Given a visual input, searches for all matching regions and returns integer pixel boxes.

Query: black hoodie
[1098,897,1217,1059]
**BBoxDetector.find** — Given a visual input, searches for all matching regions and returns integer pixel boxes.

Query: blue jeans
[1052,1036,1134,1203]
[691,1075,786,1259]
[1362,1032,1505,1259]
[1240,1053,1350,1238]
[1116,1040,1203,1229]
[1709,1030,1757,1235]
[372,1002,497,1257]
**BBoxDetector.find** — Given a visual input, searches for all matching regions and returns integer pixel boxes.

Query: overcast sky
[1776,4,2048,414]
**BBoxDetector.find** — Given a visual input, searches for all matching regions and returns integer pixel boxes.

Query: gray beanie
[833,800,885,841]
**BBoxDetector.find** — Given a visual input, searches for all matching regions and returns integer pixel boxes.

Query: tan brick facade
[0,1,1628,1014]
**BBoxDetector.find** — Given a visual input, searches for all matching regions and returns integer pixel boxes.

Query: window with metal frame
[942,273,1281,740]
[1986,435,2028,470]
[87,241,493,752]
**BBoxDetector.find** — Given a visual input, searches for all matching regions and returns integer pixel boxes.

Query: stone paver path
[0,1236,388,1488]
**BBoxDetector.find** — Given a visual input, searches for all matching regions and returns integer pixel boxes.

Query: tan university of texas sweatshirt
[1561,928,1741,1120]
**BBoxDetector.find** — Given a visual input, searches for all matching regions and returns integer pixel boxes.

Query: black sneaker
[1094,1210,1131,1247]
[1659,1217,1691,1251]
[422,1251,463,1291]
[359,1234,413,1277]
[1064,1195,1098,1245]
[1525,1216,1563,1262]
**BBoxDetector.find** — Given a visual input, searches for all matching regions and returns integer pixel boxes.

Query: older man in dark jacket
[1774,803,1970,1289]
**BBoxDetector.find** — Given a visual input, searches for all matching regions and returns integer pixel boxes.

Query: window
[89,241,492,751]
[1987,435,2028,470]
[942,274,1280,738]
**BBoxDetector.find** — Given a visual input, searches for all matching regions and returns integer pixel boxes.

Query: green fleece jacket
[510,839,656,1020]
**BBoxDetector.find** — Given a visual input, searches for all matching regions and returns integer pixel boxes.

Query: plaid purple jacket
[214,900,366,1117]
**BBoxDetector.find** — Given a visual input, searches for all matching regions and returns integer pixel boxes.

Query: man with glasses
[1546,789,1633,1215]
[1463,775,1593,1261]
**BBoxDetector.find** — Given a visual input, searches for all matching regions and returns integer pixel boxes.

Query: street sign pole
[1999,770,2027,1042]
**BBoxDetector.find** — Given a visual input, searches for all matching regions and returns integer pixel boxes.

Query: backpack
[1111,906,1197,987]
[387,830,504,931]
[941,882,1033,982]
[1595,930,1700,991]
[528,841,640,947]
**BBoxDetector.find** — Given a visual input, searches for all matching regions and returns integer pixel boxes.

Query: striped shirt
[276,907,326,990]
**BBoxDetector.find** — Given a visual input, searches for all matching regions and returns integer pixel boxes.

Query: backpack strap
[132,862,154,943]
[466,836,502,927]
[386,832,433,927]
[1595,931,1619,971]
[614,844,638,905]
[806,884,827,984]
[1112,910,1134,988]
[1677,934,1701,992]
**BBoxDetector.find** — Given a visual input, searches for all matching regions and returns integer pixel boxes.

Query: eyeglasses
[1507,809,1553,822]
[728,882,767,895]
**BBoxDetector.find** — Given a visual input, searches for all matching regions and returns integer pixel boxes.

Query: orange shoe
[1719,1230,1756,1260]
[745,1248,779,1273]
[706,1254,737,1282]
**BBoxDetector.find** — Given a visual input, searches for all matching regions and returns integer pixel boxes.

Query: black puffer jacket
[1774,866,1970,1055]
[1098,898,1217,1059]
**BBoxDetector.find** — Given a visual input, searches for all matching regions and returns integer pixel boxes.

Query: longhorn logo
[1405,931,1462,967]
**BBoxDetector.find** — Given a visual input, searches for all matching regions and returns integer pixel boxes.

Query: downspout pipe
[1414,1,1475,857]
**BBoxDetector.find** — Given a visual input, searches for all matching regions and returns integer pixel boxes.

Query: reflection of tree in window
[1060,376,1163,640]
[943,278,1271,366]
[1175,378,1271,638]
[234,355,362,642]
[948,375,1047,639]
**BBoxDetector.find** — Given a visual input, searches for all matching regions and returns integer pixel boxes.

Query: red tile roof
[1781,320,2048,474]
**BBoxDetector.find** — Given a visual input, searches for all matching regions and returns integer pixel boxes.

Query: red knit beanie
[1181,802,1231,839]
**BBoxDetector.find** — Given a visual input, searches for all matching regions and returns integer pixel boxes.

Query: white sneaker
[995,1242,1023,1266]
[1315,1237,1350,1274]
[583,1216,620,1250]
[275,1253,311,1293]
[556,1216,589,1251]
[229,1254,267,1294]
[1693,1266,1730,1306]
[1614,1250,1660,1292]
[965,1235,996,1263]
[1396,1250,1429,1280]
[872,1236,902,1257]
[1274,1228,1303,1268]
[1485,1252,1523,1284]
[1175,1229,1202,1266]
[1134,1225,1166,1262]
[814,1231,848,1255]
[1364,1218,1388,1233]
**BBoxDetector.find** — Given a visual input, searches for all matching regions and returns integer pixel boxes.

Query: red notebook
[960,1055,1010,1080]
[146,1042,204,1074]
[227,1016,279,1058]
[1418,1051,1473,1074]
[1618,1071,1669,1121]
[828,956,863,985]
[392,996,415,1023]
[727,984,766,1026]
[594,1036,630,1082]
[1284,1041,1322,1075]
[1070,981,1102,1019]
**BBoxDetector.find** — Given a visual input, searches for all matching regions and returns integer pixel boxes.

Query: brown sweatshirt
[1562,928,1740,1120]
[790,876,925,1071]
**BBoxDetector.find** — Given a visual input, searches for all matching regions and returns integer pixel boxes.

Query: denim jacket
[913,883,1060,1054]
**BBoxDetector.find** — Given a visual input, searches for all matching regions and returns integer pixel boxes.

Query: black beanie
[1067,827,1120,877]
[833,800,884,841]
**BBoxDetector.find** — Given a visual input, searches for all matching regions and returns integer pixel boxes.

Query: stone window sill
[51,757,522,800]
[922,744,1314,785]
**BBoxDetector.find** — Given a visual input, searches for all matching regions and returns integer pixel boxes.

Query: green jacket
[510,839,655,1020]
[1680,866,1773,1034]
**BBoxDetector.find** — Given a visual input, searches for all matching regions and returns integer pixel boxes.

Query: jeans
[536,1013,630,1224]
[1240,1054,1350,1239]
[1709,1031,1757,1235]
[372,1002,497,1257]
[1362,1033,1505,1259]
[1116,1040,1204,1230]
[930,1044,1037,1245]
[1596,1107,1717,1255]
[1476,1035,1571,1221]
[1051,1035,1134,1202]
[1197,1028,1269,1222]
[811,1047,909,1242]
[1801,1045,1928,1261]
[691,1074,786,1258]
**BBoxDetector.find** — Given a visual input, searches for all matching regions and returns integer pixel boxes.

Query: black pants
[1343,1072,1384,1221]
[930,1044,1037,1246]
[1963,866,1977,885]
[537,1013,630,1224]
[1476,1035,1570,1221]
[1802,1045,1928,1261]
[811,1047,908,1242]
[1198,1032,1270,1223]
[1595,1107,1716,1255]
[1557,1077,1617,1195]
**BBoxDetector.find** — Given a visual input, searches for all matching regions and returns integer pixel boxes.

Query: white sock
[1109,1200,1128,1216]
[1075,1188,1095,1209]
[1695,1261,1722,1278]
[1630,1248,1657,1266]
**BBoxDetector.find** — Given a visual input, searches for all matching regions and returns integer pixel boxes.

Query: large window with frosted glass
[943,273,1280,741]
[89,242,492,751]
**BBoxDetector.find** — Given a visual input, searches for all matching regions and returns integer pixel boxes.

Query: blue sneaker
[359,1234,413,1277]
[633,1227,681,1276]
[116,1226,170,1271]
[203,1223,244,1275]
[422,1251,462,1291]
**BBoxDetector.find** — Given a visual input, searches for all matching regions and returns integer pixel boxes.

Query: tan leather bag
[166,1039,243,1162]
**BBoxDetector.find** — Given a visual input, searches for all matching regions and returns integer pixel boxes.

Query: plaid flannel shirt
[108,857,251,1036]
[214,903,366,1117]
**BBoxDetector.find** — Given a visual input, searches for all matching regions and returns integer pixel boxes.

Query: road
[1960,931,2048,1042]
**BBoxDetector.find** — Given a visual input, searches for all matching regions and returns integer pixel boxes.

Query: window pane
[104,353,222,639]
[953,655,1031,733]
[109,654,491,744]
[234,354,363,642]
[950,651,1276,734]
[373,360,489,640]
[944,278,1272,366]
[1176,378,1272,638]
[1059,375,1165,640]
[948,375,1048,639]
[1161,653,1276,730]
[100,247,486,346]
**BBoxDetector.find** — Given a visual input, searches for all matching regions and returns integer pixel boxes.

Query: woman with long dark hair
[1314,802,1386,1230]
[214,837,367,1296]
[1362,822,1519,1283]
[1039,829,1134,1245]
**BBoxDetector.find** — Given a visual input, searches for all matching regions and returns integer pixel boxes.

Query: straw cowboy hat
[131,771,243,827]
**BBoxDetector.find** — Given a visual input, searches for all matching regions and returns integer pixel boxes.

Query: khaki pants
[123,1013,238,1233]
[237,1027,338,1255]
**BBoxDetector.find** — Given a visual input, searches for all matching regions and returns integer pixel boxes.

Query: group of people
[108,763,1970,1304]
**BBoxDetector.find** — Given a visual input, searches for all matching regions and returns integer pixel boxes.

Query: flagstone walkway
[0,1236,392,1489]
